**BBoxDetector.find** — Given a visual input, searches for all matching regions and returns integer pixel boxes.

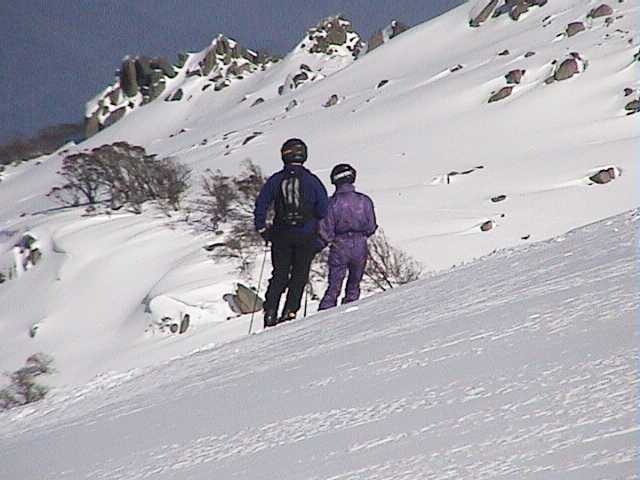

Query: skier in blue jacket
[254,138,329,327]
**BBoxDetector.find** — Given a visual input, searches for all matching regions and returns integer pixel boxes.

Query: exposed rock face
[566,22,586,37]
[488,86,514,103]
[545,53,586,84]
[368,20,410,52]
[84,35,278,138]
[588,4,613,18]
[625,99,640,114]
[470,0,548,27]
[304,16,365,59]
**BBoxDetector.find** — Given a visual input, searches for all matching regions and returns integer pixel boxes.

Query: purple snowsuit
[318,183,377,310]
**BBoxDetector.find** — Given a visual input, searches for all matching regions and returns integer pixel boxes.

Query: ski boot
[279,310,297,324]
[263,310,278,328]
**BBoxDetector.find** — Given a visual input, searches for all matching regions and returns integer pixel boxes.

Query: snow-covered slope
[0,0,638,387]
[1,209,637,479]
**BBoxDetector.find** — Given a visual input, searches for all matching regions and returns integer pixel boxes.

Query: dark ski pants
[319,234,368,310]
[264,231,316,315]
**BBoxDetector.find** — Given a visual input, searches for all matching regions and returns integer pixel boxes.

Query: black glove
[258,227,272,243]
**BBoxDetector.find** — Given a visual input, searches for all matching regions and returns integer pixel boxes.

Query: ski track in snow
[1,210,638,480]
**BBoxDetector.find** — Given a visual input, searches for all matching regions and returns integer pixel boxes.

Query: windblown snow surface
[0,0,639,477]
[1,209,638,479]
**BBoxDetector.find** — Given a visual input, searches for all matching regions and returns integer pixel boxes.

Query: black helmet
[281,138,307,164]
[330,163,356,185]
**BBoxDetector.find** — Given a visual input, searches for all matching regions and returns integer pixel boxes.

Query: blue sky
[0,0,464,142]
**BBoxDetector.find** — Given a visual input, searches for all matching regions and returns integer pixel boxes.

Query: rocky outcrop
[84,35,278,138]
[302,16,366,59]
[589,167,618,184]
[470,0,548,27]
[368,20,410,52]
[624,99,640,114]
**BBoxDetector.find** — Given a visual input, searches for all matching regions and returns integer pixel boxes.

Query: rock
[323,94,339,108]
[480,220,494,232]
[120,58,139,97]
[589,168,615,184]
[150,57,176,78]
[165,88,183,102]
[368,20,410,51]
[491,194,507,203]
[588,4,613,18]
[108,87,122,104]
[103,107,126,128]
[200,48,217,76]
[251,97,265,107]
[554,58,580,81]
[498,49,510,56]
[242,132,262,145]
[175,52,189,68]
[624,99,640,113]
[624,88,634,96]
[84,112,100,138]
[525,51,536,58]
[470,0,499,27]
[286,99,298,112]
[521,234,531,240]
[450,64,464,72]
[605,17,615,26]
[377,79,389,88]
[510,0,530,20]
[566,21,586,37]
[488,86,514,103]
[505,69,525,84]
[293,71,309,87]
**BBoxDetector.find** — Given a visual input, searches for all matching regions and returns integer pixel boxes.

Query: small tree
[49,142,191,214]
[0,353,55,411]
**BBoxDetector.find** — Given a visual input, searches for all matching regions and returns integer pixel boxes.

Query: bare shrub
[48,142,190,214]
[310,229,422,295]
[193,159,266,276]
[0,353,55,411]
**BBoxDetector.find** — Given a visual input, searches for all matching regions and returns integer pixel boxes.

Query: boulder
[566,22,586,37]
[554,58,579,81]
[102,107,126,128]
[368,20,410,51]
[120,58,139,97]
[150,57,176,78]
[589,168,615,184]
[286,99,298,112]
[488,86,513,103]
[524,51,536,58]
[84,112,100,138]
[624,88,634,96]
[450,64,464,73]
[588,4,613,18]
[323,94,339,108]
[175,52,189,68]
[251,97,265,107]
[480,220,494,232]
[624,99,640,113]
[498,49,510,56]
[377,79,389,88]
[165,88,183,102]
[491,194,507,203]
[505,69,525,84]
[200,48,217,76]
[470,0,499,27]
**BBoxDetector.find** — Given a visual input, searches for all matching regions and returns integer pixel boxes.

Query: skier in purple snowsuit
[318,164,377,310]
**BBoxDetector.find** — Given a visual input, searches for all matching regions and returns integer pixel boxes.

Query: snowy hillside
[1,209,637,479]
[0,0,639,393]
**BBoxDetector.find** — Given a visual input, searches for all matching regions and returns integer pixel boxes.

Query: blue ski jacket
[254,164,329,235]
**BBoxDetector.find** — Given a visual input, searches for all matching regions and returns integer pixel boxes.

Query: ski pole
[303,284,309,317]
[248,244,269,335]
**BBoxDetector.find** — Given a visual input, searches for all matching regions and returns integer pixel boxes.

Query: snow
[0,0,639,476]
[0,209,637,479]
